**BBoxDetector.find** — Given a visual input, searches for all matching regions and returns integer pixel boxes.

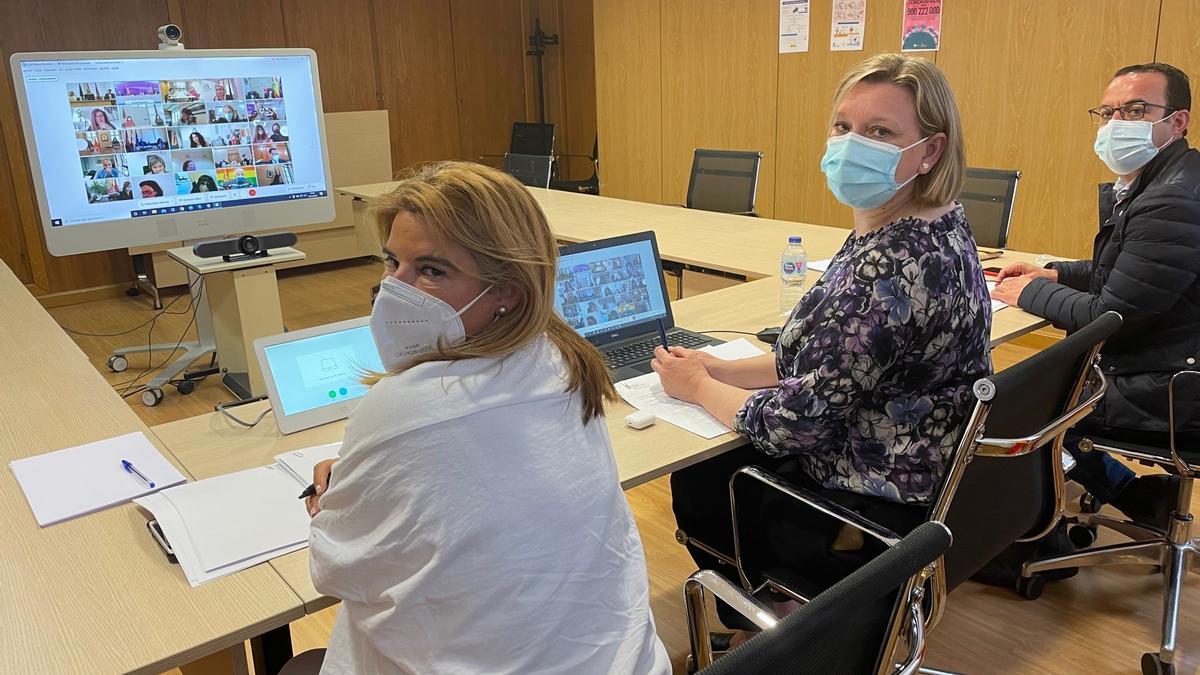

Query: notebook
[134,442,342,586]
[11,431,187,527]
[554,231,722,382]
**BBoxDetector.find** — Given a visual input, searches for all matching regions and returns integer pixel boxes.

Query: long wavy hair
[366,161,616,423]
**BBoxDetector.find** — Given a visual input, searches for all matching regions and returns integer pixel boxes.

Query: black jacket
[1019,138,1200,435]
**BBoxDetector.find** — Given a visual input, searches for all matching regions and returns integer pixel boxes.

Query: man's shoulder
[1140,145,1200,203]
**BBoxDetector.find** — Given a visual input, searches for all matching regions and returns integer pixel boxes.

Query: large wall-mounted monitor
[10,49,335,256]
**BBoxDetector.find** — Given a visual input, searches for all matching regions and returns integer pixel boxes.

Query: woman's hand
[651,346,712,403]
[306,459,337,517]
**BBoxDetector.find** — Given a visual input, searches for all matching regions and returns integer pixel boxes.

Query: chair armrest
[894,591,929,675]
[1168,370,1200,476]
[973,363,1107,458]
[683,569,779,668]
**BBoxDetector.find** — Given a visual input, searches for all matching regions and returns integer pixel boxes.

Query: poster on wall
[901,0,942,51]
[830,0,867,51]
[779,0,810,54]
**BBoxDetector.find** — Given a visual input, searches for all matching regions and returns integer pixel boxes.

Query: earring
[921,162,930,170]
[495,306,508,319]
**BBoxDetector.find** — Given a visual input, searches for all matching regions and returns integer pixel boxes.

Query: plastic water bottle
[780,236,808,315]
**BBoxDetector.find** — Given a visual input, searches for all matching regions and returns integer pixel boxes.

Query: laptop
[253,317,385,434]
[555,231,722,382]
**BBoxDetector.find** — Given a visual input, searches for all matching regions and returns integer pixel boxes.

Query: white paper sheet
[986,280,1008,314]
[275,442,342,486]
[156,465,311,573]
[11,431,186,527]
[615,338,767,439]
[808,258,833,274]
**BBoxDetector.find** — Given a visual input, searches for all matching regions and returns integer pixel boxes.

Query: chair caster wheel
[1142,652,1175,675]
[125,286,139,297]
[1068,524,1098,548]
[141,387,164,407]
[106,355,128,372]
[1080,493,1101,514]
[175,380,195,395]
[1016,573,1045,600]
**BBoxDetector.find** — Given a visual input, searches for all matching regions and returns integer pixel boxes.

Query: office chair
[685,148,763,217]
[503,153,553,189]
[960,167,1021,249]
[661,148,764,297]
[1021,370,1200,675]
[680,311,1122,672]
[690,520,952,675]
[550,135,599,195]
[480,122,556,168]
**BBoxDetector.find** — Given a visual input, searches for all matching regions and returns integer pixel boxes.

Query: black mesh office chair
[960,168,1021,249]
[692,521,952,675]
[1021,370,1200,675]
[503,153,553,189]
[479,122,556,168]
[549,135,599,195]
[685,149,763,216]
[680,312,1122,673]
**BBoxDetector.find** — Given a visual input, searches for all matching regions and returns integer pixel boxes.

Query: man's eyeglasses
[1088,101,1176,125]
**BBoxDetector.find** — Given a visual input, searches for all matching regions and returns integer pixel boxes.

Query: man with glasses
[993,63,1200,527]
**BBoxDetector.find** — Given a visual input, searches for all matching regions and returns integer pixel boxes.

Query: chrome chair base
[1022,479,1197,671]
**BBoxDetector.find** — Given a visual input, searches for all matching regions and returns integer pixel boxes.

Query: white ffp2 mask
[370,277,491,370]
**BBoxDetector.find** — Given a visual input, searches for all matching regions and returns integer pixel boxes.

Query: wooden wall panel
[177,3,288,49]
[660,0,779,217]
[450,0,528,164]
[0,117,32,283]
[372,0,463,173]
[1155,1,1200,81]
[931,1,1157,258]
[773,0,905,230]
[282,0,381,113]
[594,0,663,203]
[0,0,172,293]
[559,0,598,179]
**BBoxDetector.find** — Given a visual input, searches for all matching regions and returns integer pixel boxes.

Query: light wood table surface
[151,270,1043,612]
[0,261,304,675]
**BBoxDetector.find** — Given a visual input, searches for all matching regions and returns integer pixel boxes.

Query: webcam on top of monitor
[157,24,184,50]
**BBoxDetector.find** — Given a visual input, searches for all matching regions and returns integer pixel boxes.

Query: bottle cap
[788,236,802,244]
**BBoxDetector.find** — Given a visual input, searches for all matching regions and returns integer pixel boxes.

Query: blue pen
[656,318,670,351]
[122,459,156,489]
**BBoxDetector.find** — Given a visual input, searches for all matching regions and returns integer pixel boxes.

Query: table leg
[179,644,250,675]
[250,625,295,675]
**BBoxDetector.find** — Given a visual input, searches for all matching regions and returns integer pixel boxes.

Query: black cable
[61,275,202,338]
[116,278,203,397]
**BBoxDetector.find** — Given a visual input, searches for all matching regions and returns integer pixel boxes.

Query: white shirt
[309,335,670,675]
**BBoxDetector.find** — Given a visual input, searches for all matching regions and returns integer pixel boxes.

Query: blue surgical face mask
[820,133,929,210]
[1094,113,1176,176]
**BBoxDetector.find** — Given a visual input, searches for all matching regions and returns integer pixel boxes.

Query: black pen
[298,483,317,500]
[656,318,670,351]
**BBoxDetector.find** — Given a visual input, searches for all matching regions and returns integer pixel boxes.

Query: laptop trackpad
[614,361,654,382]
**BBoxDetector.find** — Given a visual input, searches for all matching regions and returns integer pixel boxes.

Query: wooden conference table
[2,187,1049,673]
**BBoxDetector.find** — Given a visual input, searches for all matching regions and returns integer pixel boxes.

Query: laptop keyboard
[603,332,711,369]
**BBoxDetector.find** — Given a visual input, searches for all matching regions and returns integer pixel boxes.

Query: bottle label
[782,261,796,274]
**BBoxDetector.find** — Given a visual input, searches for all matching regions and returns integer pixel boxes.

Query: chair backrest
[509,122,555,156]
[503,153,552,188]
[960,167,1020,248]
[699,521,951,675]
[686,148,763,215]
[937,311,1122,590]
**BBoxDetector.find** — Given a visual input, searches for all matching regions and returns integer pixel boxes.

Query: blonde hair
[830,53,965,206]
[366,161,616,423]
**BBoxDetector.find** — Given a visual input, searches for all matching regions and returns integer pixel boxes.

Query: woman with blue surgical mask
[289,162,670,675]
[657,54,991,650]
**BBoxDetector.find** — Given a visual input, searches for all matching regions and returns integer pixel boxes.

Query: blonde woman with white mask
[283,162,670,675]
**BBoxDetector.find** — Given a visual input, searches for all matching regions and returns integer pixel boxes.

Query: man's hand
[991,275,1036,306]
[995,261,1058,284]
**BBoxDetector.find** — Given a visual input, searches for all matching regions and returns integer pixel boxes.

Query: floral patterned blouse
[734,205,992,504]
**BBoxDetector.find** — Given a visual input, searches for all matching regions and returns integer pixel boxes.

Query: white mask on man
[1093,112,1177,175]
[370,276,491,371]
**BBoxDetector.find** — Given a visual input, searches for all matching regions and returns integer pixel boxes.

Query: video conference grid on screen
[74,77,293,201]
[555,241,666,337]
[18,55,328,228]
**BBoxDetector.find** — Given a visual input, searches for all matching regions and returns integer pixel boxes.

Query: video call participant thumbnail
[253,142,290,164]
[84,178,131,203]
[137,174,175,199]
[256,164,292,186]
[216,167,258,190]
[81,155,125,179]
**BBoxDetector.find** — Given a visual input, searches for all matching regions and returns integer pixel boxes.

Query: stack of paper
[11,431,187,527]
[134,442,342,586]
[986,280,1008,314]
[615,338,767,439]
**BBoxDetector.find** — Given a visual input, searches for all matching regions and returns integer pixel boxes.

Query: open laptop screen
[261,323,382,417]
[554,233,670,341]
